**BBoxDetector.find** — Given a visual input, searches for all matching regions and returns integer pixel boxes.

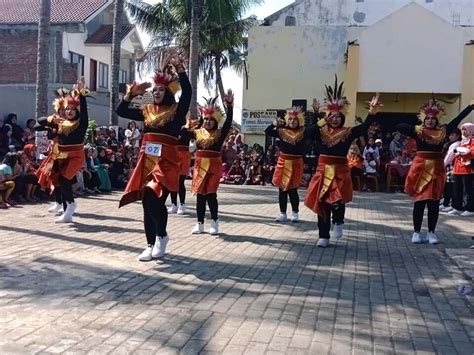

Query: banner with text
[241,110,278,134]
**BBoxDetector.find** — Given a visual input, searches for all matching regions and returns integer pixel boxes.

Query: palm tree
[110,0,125,126]
[126,0,261,115]
[35,0,51,120]
[189,0,203,118]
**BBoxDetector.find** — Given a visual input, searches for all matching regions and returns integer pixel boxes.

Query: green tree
[126,0,261,115]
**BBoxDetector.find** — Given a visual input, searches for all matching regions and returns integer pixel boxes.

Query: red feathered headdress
[323,75,350,116]
[199,97,224,125]
[153,69,180,95]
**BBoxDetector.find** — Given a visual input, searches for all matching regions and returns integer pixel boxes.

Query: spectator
[222,141,237,167]
[441,128,461,212]
[0,118,9,158]
[362,152,378,191]
[15,150,39,202]
[5,113,24,147]
[124,121,141,148]
[0,152,18,207]
[363,137,380,162]
[107,128,119,152]
[96,147,112,192]
[23,119,36,145]
[223,158,246,184]
[246,158,264,185]
[347,144,363,177]
[301,163,312,188]
[109,153,128,189]
[389,132,403,159]
[84,147,101,194]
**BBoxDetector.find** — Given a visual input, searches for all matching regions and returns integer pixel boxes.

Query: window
[119,69,127,84]
[69,51,84,77]
[99,62,109,88]
[285,16,296,26]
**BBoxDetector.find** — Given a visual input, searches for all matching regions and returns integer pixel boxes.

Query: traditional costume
[304,76,381,247]
[396,99,474,243]
[184,95,233,235]
[116,60,191,261]
[265,107,318,222]
[36,86,89,223]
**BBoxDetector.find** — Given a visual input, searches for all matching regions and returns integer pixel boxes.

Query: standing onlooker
[441,128,461,212]
[124,121,141,148]
[389,132,403,159]
[363,137,380,162]
[5,113,24,148]
[23,119,36,145]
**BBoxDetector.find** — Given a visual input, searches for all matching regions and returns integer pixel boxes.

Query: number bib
[145,142,162,157]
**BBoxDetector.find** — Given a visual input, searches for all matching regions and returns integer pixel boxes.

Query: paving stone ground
[0,183,473,354]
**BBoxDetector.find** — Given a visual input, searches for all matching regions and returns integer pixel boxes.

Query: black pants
[142,187,169,245]
[413,199,439,233]
[84,171,101,189]
[443,181,454,207]
[317,202,345,239]
[59,175,74,204]
[170,175,186,205]
[452,174,474,212]
[196,193,218,223]
[279,188,299,213]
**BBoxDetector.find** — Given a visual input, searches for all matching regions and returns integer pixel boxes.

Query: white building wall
[269,0,474,27]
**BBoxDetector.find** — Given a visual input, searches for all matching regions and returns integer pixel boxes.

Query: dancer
[35,88,69,215]
[168,115,198,215]
[265,107,319,222]
[186,90,234,235]
[397,99,474,243]
[449,122,474,216]
[116,53,191,261]
[35,81,90,223]
[305,76,382,247]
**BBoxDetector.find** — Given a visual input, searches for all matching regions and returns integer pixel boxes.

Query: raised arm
[36,115,58,129]
[265,122,280,138]
[115,82,151,121]
[219,89,235,143]
[304,123,320,140]
[175,71,192,124]
[350,93,382,140]
[395,123,417,138]
[446,102,474,132]
[78,93,89,130]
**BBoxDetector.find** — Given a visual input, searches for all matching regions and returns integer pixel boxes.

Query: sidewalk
[0,185,473,354]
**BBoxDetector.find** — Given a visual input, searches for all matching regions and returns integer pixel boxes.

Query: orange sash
[178,145,192,176]
[192,150,222,195]
[272,153,303,191]
[304,155,352,216]
[405,151,445,201]
[119,133,179,207]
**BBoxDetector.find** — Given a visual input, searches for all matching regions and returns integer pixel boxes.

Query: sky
[137,0,296,122]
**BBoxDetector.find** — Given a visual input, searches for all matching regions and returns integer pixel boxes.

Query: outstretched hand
[169,52,187,72]
[367,93,383,115]
[223,89,234,108]
[312,98,320,113]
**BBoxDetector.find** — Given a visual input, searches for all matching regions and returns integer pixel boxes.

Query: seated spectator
[0,118,9,158]
[109,153,128,189]
[0,152,18,207]
[223,159,246,184]
[96,147,112,192]
[363,137,380,162]
[107,128,119,152]
[16,148,40,202]
[347,144,363,176]
[246,158,264,185]
[301,163,312,188]
[84,147,102,194]
[23,119,36,145]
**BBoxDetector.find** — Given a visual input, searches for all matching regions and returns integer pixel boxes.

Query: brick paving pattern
[0,184,473,354]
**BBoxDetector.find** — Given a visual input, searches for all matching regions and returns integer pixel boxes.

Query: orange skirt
[36,143,84,190]
[192,150,222,195]
[119,133,179,207]
[405,151,445,201]
[305,155,352,216]
[178,145,192,176]
[272,153,303,191]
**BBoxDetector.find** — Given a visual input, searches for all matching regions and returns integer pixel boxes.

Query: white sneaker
[48,202,62,213]
[167,204,178,214]
[152,235,169,258]
[70,201,77,215]
[192,222,204,234]
[138,246,153,261]
[317,238,329,248]
[428,232,439,244]
[411,232,422,243]
[55,202,74,223]
[177,204,187,215]
[275,213,288,222]
[460,211,474,217]
[55,207,64,216]
[332,224,343,239]
[441,206,453,212]
[448,209,462,215]
[209,220,219,235]
[290,212,299,223]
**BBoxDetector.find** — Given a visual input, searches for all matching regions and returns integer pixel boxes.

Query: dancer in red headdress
[305,76,382,247]
[397,98,474,244]
[35,81,90,223]
[116,52,191,261]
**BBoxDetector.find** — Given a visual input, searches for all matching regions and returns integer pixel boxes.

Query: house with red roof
[0,0,144,125]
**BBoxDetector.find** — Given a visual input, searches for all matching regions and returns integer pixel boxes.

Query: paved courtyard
[0,184,473,354]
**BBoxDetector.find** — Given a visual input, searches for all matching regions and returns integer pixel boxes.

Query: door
[90,59,97,91]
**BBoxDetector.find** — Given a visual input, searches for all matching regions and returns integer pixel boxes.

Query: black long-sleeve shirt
[181,105,234,152]
[396,104,474,152]
[115,72,192,137]
[36,94,88,145]
[264,124,318,156]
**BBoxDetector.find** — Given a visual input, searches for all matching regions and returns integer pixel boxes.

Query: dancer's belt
[142,133,178,146]
[318,155,347,165]
[53,143,84,160]
[279,153,302,160]
[415,151,443,159]
[196,150,221,158]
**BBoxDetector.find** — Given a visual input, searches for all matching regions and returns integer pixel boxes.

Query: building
[0,0,143,127]
[242,0,474,147]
